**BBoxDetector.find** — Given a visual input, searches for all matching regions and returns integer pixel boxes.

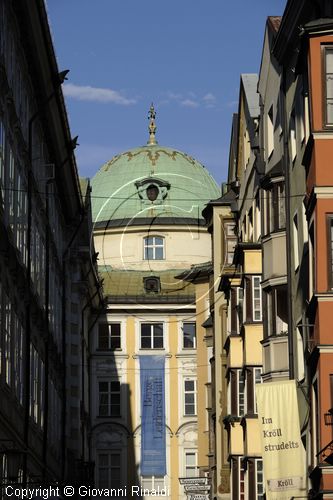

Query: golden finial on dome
[147,103,157,145]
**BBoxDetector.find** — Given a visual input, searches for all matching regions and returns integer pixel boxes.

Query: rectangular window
[98,323,121,350]
[238,370,245,417]
[267,105,274,159]
[184,379,197,416]
[98,452,121,489]
[239,457,245,500]
[141,476,165,491]
[254,368,262,414]
[266,286,288,337]
[99,381,121,417]
[328,216,333,289]
[144,236,164,260]
[290,109,297,162]
[182,322,196,349]
[185,451,198,478]
[256,459,264,499]
[324,47,333,126]
[140,323,163,349]
[4,294,11,386]
[252,276,262,321]
[293,212,299,271]
[224,222,237,265]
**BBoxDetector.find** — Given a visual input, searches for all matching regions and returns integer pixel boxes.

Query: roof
[91,143,220,225]
[99,268,195,303]
[241,74,260,117]
[175,261,212,282]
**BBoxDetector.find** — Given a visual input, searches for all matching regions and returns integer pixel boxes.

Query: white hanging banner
[255,380,307,500]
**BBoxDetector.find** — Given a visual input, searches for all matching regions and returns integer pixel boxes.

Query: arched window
[143,236,165,260]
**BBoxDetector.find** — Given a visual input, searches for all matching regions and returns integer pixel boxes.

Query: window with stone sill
[324,46,333,127]
[265,181,286,234]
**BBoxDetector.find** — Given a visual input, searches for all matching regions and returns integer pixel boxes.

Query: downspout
[282,68,295,380]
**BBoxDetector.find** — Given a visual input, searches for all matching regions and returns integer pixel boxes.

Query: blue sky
[47,0,286,186]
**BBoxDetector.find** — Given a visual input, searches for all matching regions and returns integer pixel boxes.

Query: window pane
[153,336,163,348]
[145,237,154,246]
[185,380,194,391]
[186,453,196,466]
[185,394,195,404]
[98,324,109,350]
[154,237,163,246]
[155,247,164,259]
[99,454,109,466]
[141,337,151,348]
[183,323,196,348]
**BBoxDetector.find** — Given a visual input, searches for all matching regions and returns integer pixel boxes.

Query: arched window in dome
[143,236,165,260]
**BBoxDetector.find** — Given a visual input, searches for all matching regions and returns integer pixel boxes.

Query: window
[182,322,196,349]
[267,105,274,159]
[328,216,333,289]
[184,379,197,416]
[265,181,286,234]
[239,457,245,500]
[184,451,198,478]
[252,276,262,321]
[140,323,163,349]
[224,222,237,265]
[230,369,245,417]
[290,109,296,162]
[98,452,121,489]
[266,286,288,337]
[141,476,165,491]
[143,236,164,260]
[98,323,121,350]
[98,381,121,416]
[324,46,333,126]
[293,212,299,271]
[255,459,264,499]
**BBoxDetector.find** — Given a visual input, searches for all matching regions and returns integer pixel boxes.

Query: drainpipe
[282,68,295,380]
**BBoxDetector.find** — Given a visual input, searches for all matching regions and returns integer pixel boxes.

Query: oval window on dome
[146,184,159,201]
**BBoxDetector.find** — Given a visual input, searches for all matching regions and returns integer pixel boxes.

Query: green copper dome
[91,106,220,225]
[91,143,220,225]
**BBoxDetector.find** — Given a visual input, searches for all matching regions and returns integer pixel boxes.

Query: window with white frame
[29,344,44,427]
[239,457,245,500]
[98,323,121,350]
[98,451,121,489]
[253,368,262,414]
[266,286,288,337]
[224,222,237,265]
[184,379,197,416]
[184,451,198,478]
[267,105,274,159]
[143,236,165,260]
[324,46,333,126]
[140,323,163,349]
[252,276,262,321]
[255,459,264,499]
[182,322,196,349]
[141,476,165,491]
[230,369,245,417]
[293,212,299,271]
[290,109,297,162]
[98,381,121,417]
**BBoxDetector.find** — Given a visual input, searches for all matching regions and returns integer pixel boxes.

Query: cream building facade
[89,109,220,498]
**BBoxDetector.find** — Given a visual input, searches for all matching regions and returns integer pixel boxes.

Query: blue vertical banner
[140,355,166,476]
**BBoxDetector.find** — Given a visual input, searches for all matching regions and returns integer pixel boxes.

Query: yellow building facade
[89,110,220,498]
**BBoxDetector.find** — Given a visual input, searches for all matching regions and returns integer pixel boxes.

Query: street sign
[179,477,208,485]
[188,495,209,500]
[184,484,211,493]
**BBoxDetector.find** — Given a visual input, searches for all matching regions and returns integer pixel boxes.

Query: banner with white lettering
[255,380,306,500]
[140,355,166,476]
